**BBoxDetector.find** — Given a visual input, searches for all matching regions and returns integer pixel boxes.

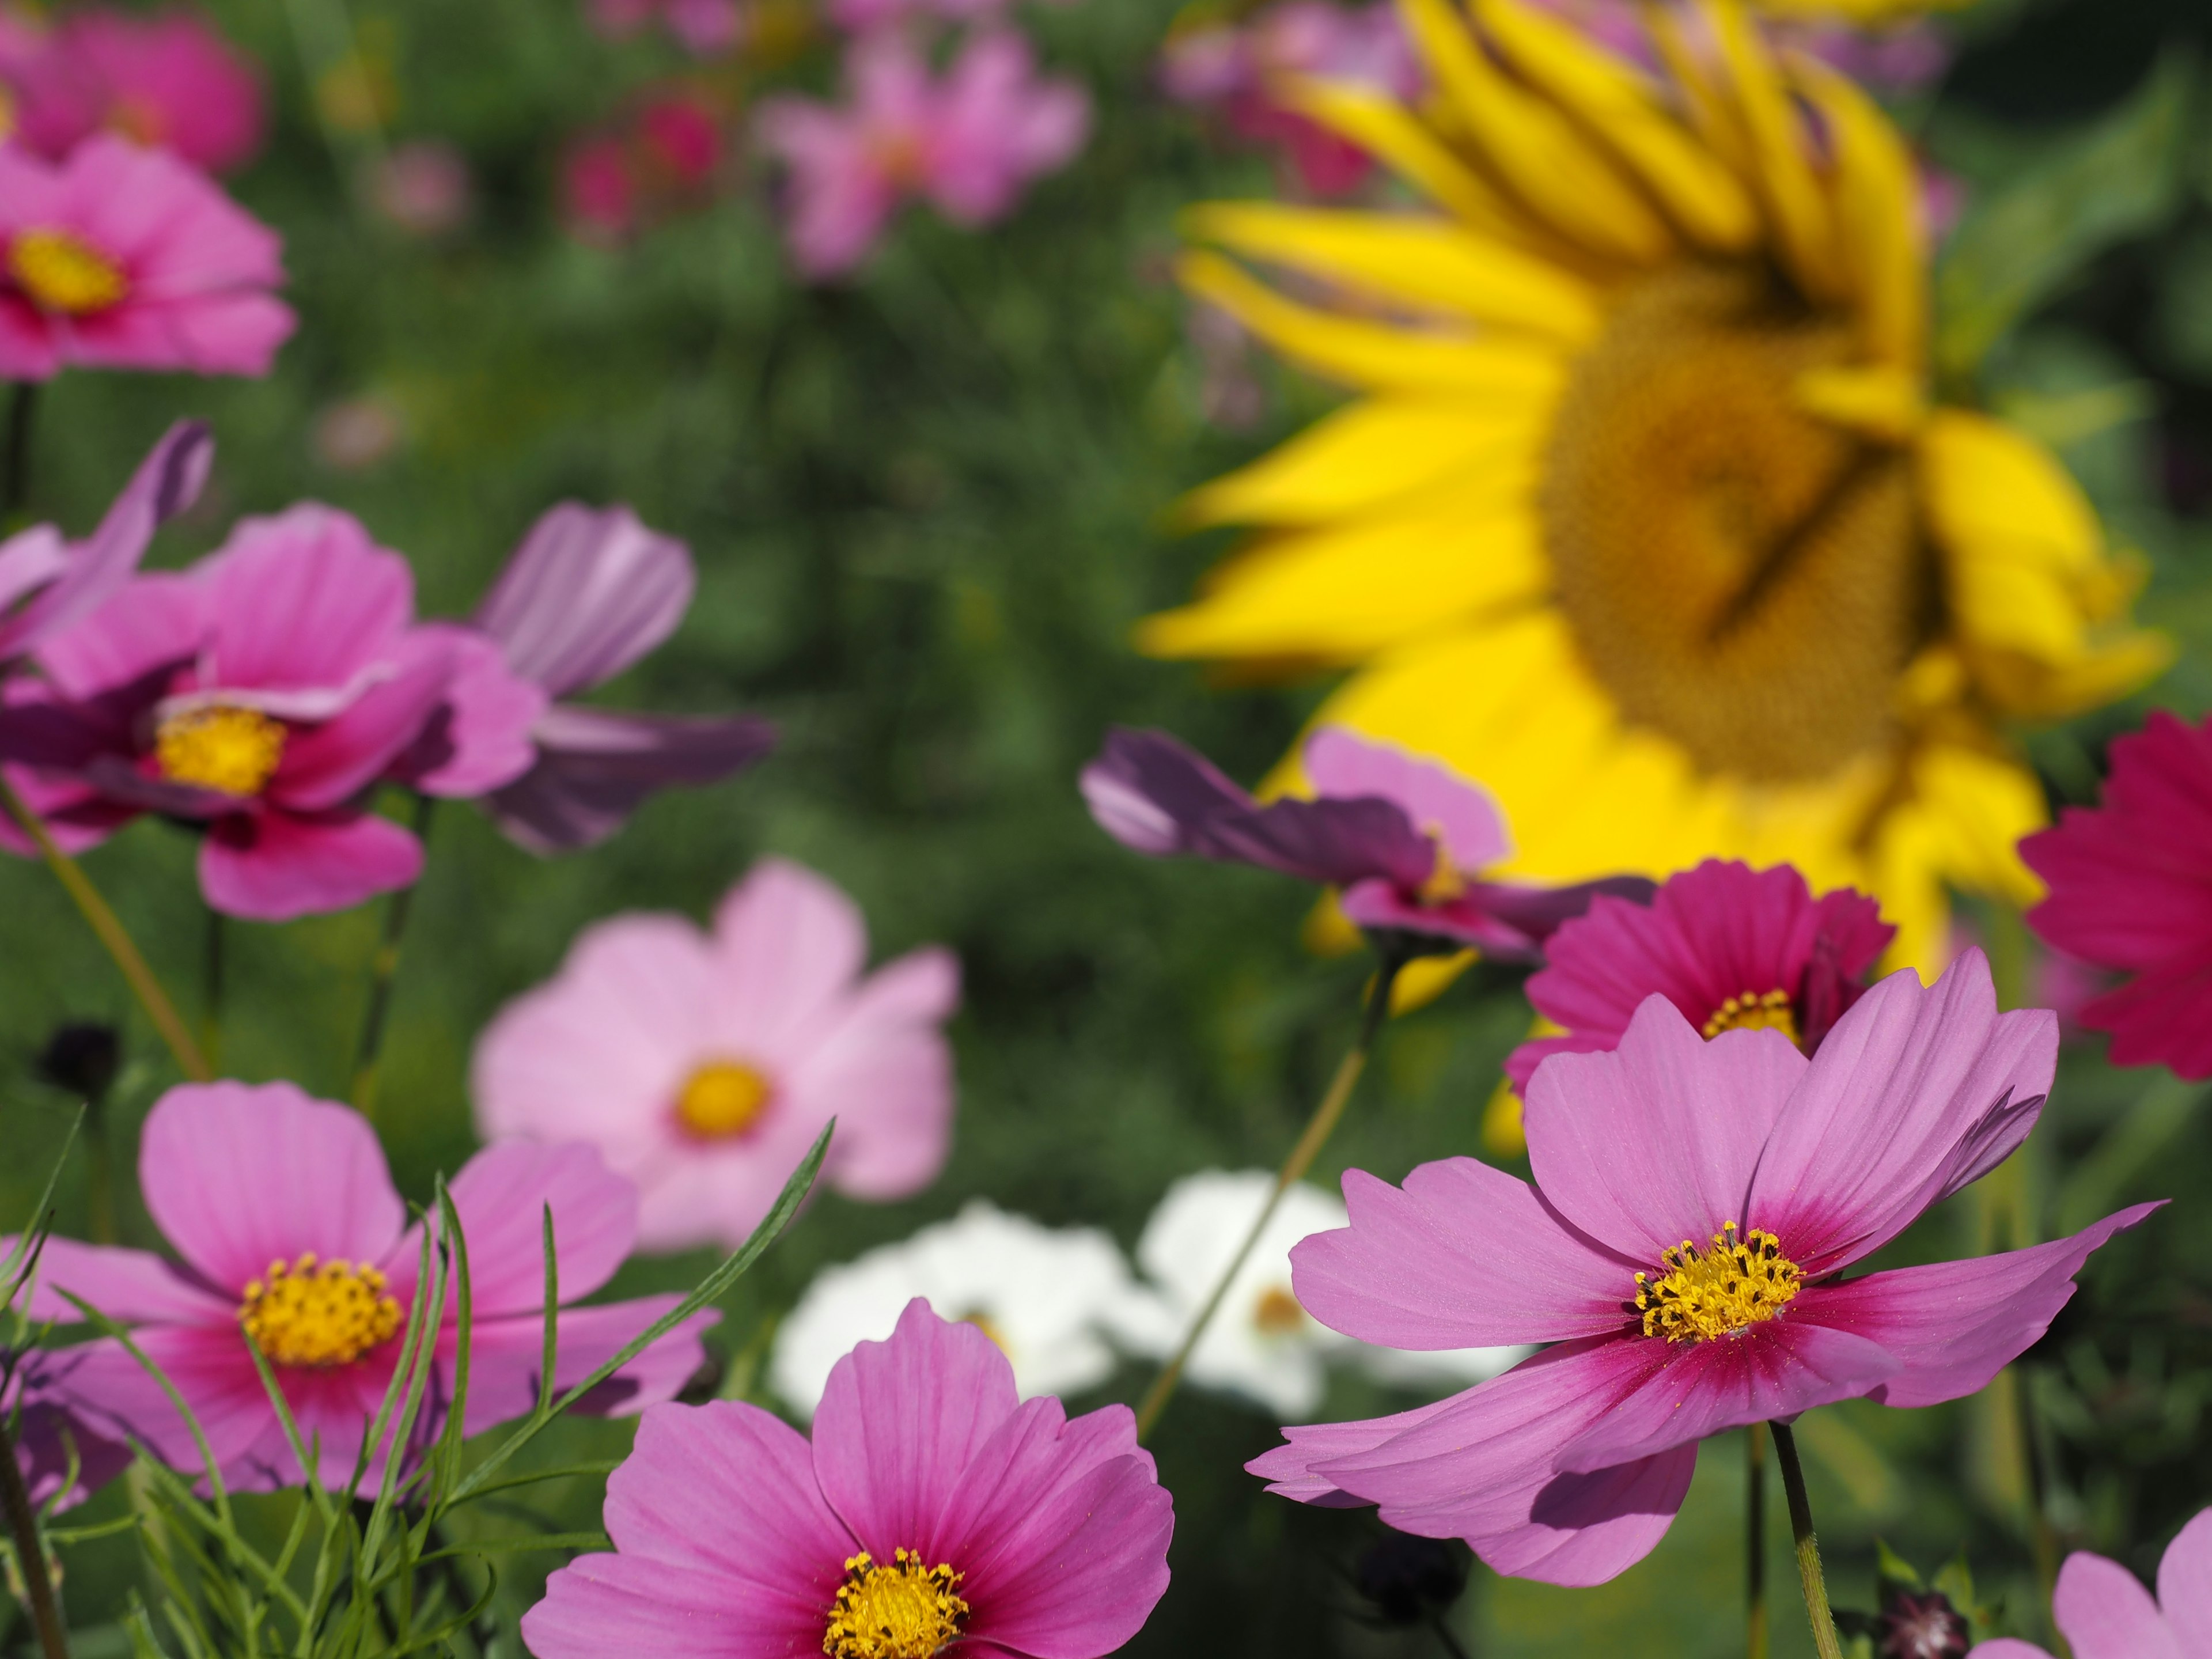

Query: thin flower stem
[0,1411,70,1659]
[1747,1421,1768,1659]
[350,796,435,1120]
[2,382,35,522]
[1429,1612,1471,1659]
[82,1098,115,1247]
[1134,952,1406,1442]
[202,909,226,1074]
[0,778,211,1083]
[1772,1421,1843,1659]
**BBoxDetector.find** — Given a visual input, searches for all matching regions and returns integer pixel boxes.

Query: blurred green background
[7,0,2212,1650]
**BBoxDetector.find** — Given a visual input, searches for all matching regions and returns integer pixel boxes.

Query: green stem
[1,778,211,1083]
[0,1410,69,1659]
[350,796,434,1120]
[1134,953,1405,1441]
[1772,1421,1843,1659]
[82,1098,115,1247]
[1747,1422,1768,1659]
[202,909,226,1075]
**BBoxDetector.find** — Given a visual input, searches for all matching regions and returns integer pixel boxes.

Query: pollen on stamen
[1633,1221,1802,1344]
[823,1548,968,1659]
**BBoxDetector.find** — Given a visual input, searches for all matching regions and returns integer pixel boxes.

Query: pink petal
[139,1082,404,1293]
[472,504,694,698]
[483,704,774,852]
[390,625,546,797]
[10,1236,232,1325]
[458,1299,712,1434]
[1291,1158,1637,1349]
[1523,995,1806,1264]
[2056,1551,2184,1659]
[198,806,423,921]
[2161,1510,2212,1656]
[46,1325,275,1478]
[34,570,206,702]
[707,857,869,1055]
[526,1547,828,1659]
[273,627,457,810]
[195,505,412,694]
[1968,1645,2056,1659]
[430,1140,642,1315]
[1302,725,1509,872]
[795,946,960,1202]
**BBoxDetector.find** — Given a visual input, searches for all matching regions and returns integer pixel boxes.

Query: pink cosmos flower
[0,504,541,918]
[5,1353,132,1510]
[20,1081,710,1493]
[522,1298,1172,1659]
[1505,860,1895,1091]
[559,89,728,245]
[1084,725,1652,959]
[469,503,774,853]
[368,142,474,238]
[1974,1508,2212,1658]
[755,28,1089,278]
[473,858,960,1253]
[0,135,293,381]
[2021,713,2212,1079]
[4,7,267,173]
[1249,948,2158,1586]
[825,0,1073,29]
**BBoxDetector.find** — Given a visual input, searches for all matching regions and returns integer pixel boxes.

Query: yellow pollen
[1416,833,1465,904]
[1702,990,1800,1044]
[823,1549,968,1659]
[7,228,129,316]
[1252,1284,1307,1336]
[1632,1222,1801,1344]
[155,706,288,796]
[673,1060,774,1139]
[957,1310,1009,1355]
[238,1254,403,1369]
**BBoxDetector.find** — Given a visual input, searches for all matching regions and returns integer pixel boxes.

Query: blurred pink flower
[311,395,407,472]
[21,1081,710,1493]
[825,0,1072,29]
[473,857,960,1252]
[368,141,474,238]
[588,0,745,56]
[0,135,293,381]
[1974,1508,2212,1658]
[561,134,638,244]
[2,6,266,173]
[560,88,728,244]
[756,28,1088,278]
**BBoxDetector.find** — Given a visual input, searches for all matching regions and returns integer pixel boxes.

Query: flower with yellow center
[238,1253,404,1369]
[155,705,289,797]
[1632,1221,1802,1343]
[1147,0,2168,972]
[672,1059,774,1139]
[823,1549,968,1659]
[7,228,131,317]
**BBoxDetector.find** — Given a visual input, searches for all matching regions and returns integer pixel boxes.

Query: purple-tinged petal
[2160,1510,2212,1656]
[1249,1395,1455,1505]
[1338,880,1541,957]
[272,629,456,810]
[473,505,694,698]
[196,506,414,694]
[1799,1203,2160,1410]
[2055,1551,2183,1659]
[43,1325,275,1478]
[1524,997,1806,1265]
[459,1299,713,1434]
[1292,1159,1637,1350]
[10,1390,131,1512]
[0,529,67,618]
[1470,877,1661,948]
[10,1236,232,1325]
[1302,725,1508,872]
[199,807,423,920]
[33,570,204,703]
[388,626,546,797]
[1080,725,1262,856]
[423,1139,641,1315]
[811,1298,1019,1554]
[138,1081,406,1294]
[484,706,775,853]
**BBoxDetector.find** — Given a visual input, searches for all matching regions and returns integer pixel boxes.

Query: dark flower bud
[34,1023,121,1104]
[1352,1533,1468,1626]
[1878,1589,1971,1659]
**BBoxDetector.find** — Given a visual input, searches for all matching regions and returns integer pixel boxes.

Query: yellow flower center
[7,228,130,317]
[1415,833,1466,904]
[1702,990,1800,1043]
[1541,264,1923,783]
[823,1550,968,1659]
[673,1060,773,1139]
[1252,1284,1307,1336]
[238,1254,404,1369]
[155,706,288,797]
[1633,1222,1802,1344]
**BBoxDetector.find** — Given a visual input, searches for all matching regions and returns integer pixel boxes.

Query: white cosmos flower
[769,1200,1150,1416]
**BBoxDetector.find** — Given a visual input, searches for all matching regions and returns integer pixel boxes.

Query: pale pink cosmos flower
[0,135,294,381]
[1975,1508,2212,1658]
[1251,949,2158,1586]
[20,1082,711,1493]
[755,28,1089,278]
[473,858,960,1252]
[3,7,267,173]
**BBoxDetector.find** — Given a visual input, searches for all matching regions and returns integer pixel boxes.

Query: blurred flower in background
[560,86,730,245]
[769,1199,1153,1412]
[588,0,748,56]
[310,394,408,472]
[474,857,960,1252]
[1974,1508,2212,1659]
[368,141,475,238]
[5,1356,132,1511]
[0,4,266,173]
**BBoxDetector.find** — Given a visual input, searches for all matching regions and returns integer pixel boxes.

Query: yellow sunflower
[1146,0,2166,976]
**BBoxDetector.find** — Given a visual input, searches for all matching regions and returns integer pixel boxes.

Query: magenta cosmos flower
[1505,860,1896,1091]
[1249,949,2158,1586]
[0,135,292,381]
[470,503,774,853]
[2021,713,2212,1079]
[756,28,1089,278]
[523,1298,1171,1659]
[3,1352,132,1510]
[474,857,959,1252]
[21,1081,709,1493]
[0,503,540,917]
[1974,1508,2212,1658]
[4,7,267,174]
[1085,725,1651,960]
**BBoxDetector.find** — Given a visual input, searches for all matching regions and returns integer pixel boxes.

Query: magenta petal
[10,1236,232,1324]
[197,506,413,693]
[1800,1203,2160,1410]
[1524,995,1806,1263]
[459,1299,712,1434]
[2056,1551,2184,1659]
[199,807,423,921]
[33,569,206,702]
[431,1140,641,1315]
[1302,725,1508,872]
[386,625,546,798]
[2159,1510,2212,1655]
[139,1081,405,1294]
[525,1549,819,1659]
[1292,1160,1635,1349]
[474,504,695,698]
[484,705,775,853]
[47,1325,275,1477]
[811,1299,1020,1551]
[275,629,456,810]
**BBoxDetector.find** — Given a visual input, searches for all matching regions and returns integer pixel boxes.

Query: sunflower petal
[1704,0,1847,303]
[1794,364,1926,444]
[1790,53,1926,370]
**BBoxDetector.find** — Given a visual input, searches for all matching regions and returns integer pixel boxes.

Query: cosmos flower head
[560,89,729,245]
[1506,858,1895,1090]
[1146,0,2166,974]
[1,6,267,173]
[0,135,294,381]
[1972,1508,2212,1658]
[18,1082,710,1494]
[472,857,960,1252]
[1250,948,2157,1586]
[525,1299,1172,1659]
[2,1350,132,1512]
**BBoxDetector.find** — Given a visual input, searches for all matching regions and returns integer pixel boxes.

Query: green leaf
[1874,1538,1922,1594]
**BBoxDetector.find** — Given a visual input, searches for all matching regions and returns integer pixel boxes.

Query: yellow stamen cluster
[1633,1223,1801,1344]
[823,1549,968,1659]
[238,1254,403,1369]
[7,227,129,316]
[1252,1285,1308,1336]
[1416,834,1466,904]
[1702,989,1799,1043]
[155,706,288,797]
[673,1060,774,1140]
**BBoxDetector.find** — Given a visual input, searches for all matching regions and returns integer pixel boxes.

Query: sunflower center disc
[1540,264,1927,783]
